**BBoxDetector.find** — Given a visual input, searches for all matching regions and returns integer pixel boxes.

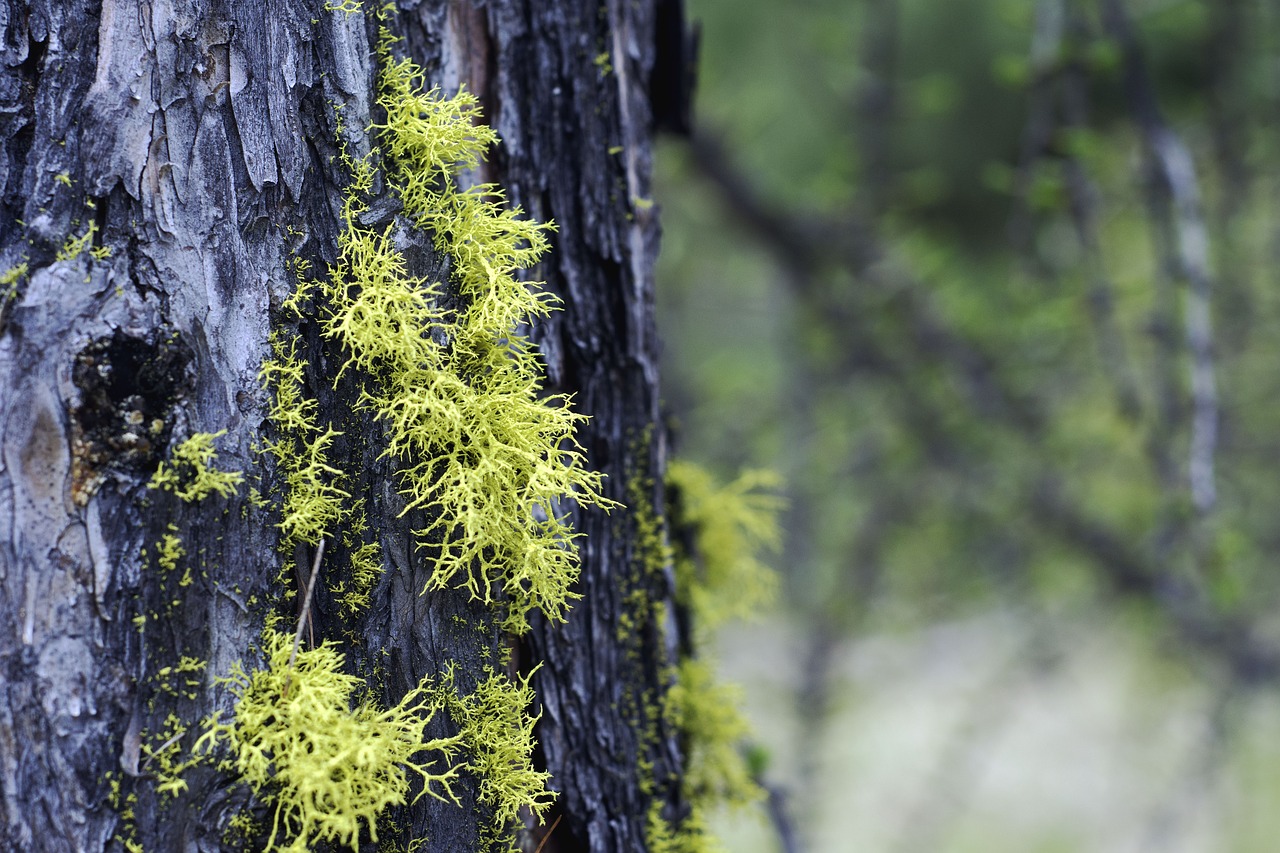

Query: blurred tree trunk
[0,1,685,850]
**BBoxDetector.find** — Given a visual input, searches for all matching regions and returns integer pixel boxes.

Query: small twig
[283,538,326,697]
[760,779,802,853]
[139,730,185,773]
[533,813,563,853]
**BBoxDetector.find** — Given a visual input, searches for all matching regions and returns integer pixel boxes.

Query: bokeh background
[652,0,1280,850]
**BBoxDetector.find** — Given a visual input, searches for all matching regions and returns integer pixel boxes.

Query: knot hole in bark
[70,328,193,503]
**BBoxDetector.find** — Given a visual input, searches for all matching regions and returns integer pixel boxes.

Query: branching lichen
[665,658,758,812]
[666,461,781,632]
[259,337,352,545]
[195,629,462,853]
[148,431,244,502]
[444,666,554,828]
[649,461,784,851]
[312,34,614,633]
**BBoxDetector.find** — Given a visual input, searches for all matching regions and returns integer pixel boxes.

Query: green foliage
[196,629,462,853]
[148,431,244,502]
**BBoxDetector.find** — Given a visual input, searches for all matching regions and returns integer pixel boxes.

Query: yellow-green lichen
[55,218,96,262]
[195,628,462,853]
[310,34,614,633]
[444,666,554,828]
[666,461,781,632]
[258,337,352,545]
[0,262,27,290]
[646,461,783,851]
[330,515,384,619]
[665,658,758,812]
[156,529,184,573]
[143,713,203,799]
[148,431,245,502]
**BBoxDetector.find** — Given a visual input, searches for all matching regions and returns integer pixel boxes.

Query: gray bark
[0,0,685,850]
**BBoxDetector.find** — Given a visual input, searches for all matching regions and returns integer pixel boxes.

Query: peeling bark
[0,0,686,850]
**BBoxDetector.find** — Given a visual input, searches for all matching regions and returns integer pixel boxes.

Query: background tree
[0,1,732,851]
[658,0,1280,849]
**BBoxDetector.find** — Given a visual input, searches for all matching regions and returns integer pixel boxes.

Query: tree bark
[0,1,684,850]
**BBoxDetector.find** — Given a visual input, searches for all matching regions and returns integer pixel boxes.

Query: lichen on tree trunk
[0,0,688,851]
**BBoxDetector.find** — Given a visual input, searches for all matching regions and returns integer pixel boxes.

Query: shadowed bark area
[0,0,685,850]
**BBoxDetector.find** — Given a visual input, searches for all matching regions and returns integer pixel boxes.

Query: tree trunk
[0,1,687,850]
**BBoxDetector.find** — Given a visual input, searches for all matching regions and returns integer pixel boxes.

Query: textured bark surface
[0,0,683,850]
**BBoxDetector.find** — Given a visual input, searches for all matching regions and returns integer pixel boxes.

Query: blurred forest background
[653,0,1280,850]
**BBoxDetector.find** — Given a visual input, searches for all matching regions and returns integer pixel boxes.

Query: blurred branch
[683,124,1280,685]
[1008,0,1067,258]
[1059,6,1144,422]
[689,131,1044,436]
[757,775,803,853]
[1032,478,1279,683]
[1102,0,1219,517]
[854,0,899,216]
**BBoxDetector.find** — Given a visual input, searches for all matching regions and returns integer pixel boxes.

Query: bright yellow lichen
[330,515,384,619]
[157,528,184,573]
[444,666,554,827]
[259,336,352,545]
[148,431,244,502]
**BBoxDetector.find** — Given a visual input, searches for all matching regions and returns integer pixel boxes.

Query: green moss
[148,431,244,502]
[195,628,462,853]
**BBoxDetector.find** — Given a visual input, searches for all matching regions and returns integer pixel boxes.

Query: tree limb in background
[1102,0,1220,517]
[683,121,1280,687]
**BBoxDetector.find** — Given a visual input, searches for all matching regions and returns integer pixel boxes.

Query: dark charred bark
[0,1,682,850]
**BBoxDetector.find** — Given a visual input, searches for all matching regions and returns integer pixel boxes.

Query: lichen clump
[148,430,244,502]
[666,461,781,632]
[446,666,554,827]
[648,461,784,850]
[310,35,613,632]
[195,629,462,853]
[258,335,352,545]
